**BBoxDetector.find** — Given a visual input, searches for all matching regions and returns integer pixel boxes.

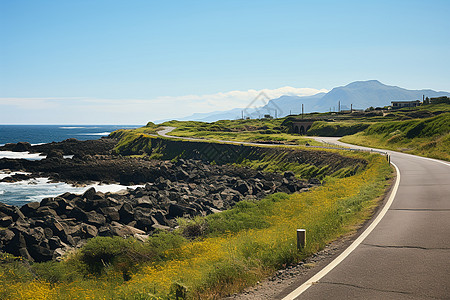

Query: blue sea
[0,125,143,206]
[0,125,141,145]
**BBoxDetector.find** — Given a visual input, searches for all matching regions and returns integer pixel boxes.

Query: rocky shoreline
[0,139,320,262]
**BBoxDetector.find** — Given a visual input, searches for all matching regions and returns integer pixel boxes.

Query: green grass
[306,121,371,137]
[341,112,450,161]
[159,118,324,146]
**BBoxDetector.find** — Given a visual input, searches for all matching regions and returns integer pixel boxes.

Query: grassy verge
[341,112,450,161]
[0,151,392,299]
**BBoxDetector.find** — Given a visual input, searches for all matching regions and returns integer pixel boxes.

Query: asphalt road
[281,137,450,300]
[158,128,450,299]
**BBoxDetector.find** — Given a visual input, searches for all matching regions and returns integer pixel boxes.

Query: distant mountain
[265,80,450,116]
[318,80,449,112]
[161,80,450,123]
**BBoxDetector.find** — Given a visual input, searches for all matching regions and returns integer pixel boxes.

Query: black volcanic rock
[13,142,32,152]
[0,150,322,262]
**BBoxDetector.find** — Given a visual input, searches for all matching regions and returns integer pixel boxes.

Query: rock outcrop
[0,159,319,262]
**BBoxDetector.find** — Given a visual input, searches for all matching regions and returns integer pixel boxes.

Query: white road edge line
[282,162,401,300]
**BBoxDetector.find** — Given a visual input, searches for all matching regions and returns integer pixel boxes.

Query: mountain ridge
[157,80,450,123]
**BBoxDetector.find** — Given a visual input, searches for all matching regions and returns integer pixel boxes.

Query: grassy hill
[339,105,450,161]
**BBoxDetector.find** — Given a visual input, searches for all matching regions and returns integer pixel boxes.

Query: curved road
[157,128,450,299]
[281,137,450,300]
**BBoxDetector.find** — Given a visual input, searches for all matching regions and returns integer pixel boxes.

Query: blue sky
[1,0,449,124]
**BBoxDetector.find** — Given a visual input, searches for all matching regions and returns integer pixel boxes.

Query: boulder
[81,224,98,238]
[23,227,46,246]
[40,198,60,209]
[99,207,120,222]
[4,230,26,256]
[59,192,77,200]
[151,210,168,226]
[72,223,98,239]
[28,244,53,262]
[233,180,252,195]
[85,211,106,227]
[0,203,15,216]
[48,236,66,249]
[98,225,114,237]
[43,227,54,239]
[82,187,97,200]
[167,203,196,219]
[13,142,31,152]
[35,207,58,218]
[134,196,154,209]
[119,203,134,224]
[69,207,88,222]
[13,207,26,222]
[110,223,145,237]
[0,229,15,244]
[0,216,13,227]
[46,150,64,159]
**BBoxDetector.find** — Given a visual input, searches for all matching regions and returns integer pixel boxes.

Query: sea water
[0,125,140,145]
[0,125,142,206]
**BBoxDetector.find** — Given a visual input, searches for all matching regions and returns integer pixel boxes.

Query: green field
[341,108,450,161]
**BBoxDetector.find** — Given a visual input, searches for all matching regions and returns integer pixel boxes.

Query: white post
[297,229,306,250]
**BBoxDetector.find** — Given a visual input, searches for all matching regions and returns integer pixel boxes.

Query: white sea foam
[76,132,111,136]
[0,151,45,160]
[0,171,32,180]
[0,175,144,206]
[60,126,102,129]
[59,126,88,129]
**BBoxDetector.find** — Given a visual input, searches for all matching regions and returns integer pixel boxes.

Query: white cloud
[0,86,327,124]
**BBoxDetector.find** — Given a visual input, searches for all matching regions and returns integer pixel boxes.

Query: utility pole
[241,110,244,120]
[275,110,277,119]
[338,101,340,113]
[302,104,304,119]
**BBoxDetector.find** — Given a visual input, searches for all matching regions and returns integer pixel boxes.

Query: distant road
[158,128,450,299]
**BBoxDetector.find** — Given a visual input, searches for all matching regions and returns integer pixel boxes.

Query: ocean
[0,125,140,145]
[0,125,142,206]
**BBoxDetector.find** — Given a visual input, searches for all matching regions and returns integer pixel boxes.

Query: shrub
[80,236,135,274]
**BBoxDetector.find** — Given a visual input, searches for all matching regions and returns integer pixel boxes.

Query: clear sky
[1,0,449,124]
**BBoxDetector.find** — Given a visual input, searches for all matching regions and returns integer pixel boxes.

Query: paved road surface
[281,137,450,299]
[158,128,450,299]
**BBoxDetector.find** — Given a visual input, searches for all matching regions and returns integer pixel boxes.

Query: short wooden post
[297,229,306,250]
